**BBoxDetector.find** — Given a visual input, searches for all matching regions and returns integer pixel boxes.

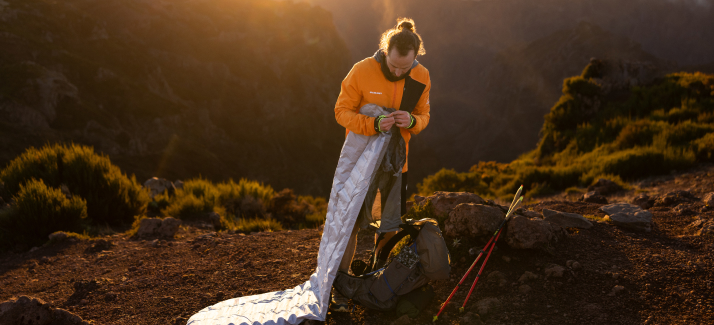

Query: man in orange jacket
[332,18,431,312]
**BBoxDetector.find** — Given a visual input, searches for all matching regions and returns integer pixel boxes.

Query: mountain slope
[0,0,350,195]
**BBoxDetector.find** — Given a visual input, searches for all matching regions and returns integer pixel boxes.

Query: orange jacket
[334,53,431,173]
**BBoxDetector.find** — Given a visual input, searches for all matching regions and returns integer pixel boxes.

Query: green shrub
[0,143,148,226]
[215,178,274,218]
[614,120,660,149]
[562,76,602,97]
[527,182,556,198]
[162,193,216,220]
[417,168,488,196]
[224,217,283,233]
[694,132,714,162]
[300,195,327,228]
[0,179,87,248]
[661,121,714,147]
[419,71,712,201]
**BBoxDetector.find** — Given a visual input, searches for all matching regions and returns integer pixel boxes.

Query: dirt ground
[1,165,713,325]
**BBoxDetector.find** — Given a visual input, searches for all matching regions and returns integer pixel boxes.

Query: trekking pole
[433,186,523,322]
[460,195,523,311]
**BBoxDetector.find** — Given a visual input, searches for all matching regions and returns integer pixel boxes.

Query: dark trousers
[401,172,408,216]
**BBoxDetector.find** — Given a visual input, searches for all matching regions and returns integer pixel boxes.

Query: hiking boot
[330,288,349,312]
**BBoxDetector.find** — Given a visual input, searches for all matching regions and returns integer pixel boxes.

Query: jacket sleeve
[408,70,431,135]
[334,64,378,136]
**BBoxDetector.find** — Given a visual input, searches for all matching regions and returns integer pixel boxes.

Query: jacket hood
[374,49,419,82]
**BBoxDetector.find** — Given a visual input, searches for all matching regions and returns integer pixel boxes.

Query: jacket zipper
[391,82,397,108]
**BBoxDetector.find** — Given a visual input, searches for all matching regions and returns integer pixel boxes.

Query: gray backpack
[333,218,451,311]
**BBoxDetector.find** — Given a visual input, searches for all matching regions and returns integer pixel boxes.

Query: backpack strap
[399,76,427,114]
[376,223,421,262]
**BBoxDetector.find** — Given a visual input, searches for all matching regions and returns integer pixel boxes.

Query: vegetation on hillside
[0,143,327,250]
[419,65,714,199]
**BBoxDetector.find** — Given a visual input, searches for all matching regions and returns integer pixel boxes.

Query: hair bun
[398,20,414,31]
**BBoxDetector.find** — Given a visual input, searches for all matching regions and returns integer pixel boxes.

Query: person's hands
[389,110,411,128]
[379,115,395,131]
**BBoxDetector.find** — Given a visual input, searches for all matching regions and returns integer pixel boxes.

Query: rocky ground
[1,165,714,325]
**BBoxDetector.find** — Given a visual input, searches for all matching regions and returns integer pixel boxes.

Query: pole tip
[459,307,465,313]
[432,315,438,322]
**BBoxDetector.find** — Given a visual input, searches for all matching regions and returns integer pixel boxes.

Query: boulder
[207,212,222,228]
[587,178,623,195]
[684,218,714,236]
[143,177,176,199]
[136,218,163,237]
[158,217,182,237]
[632,193,654,209]
[444,203,503,237]
[520,210,543,219]
[0,296,91,325]
[580,191,608,204]
[174,180,184,190]
[505,215,556,249]
[542,209,593,229]
[421,191,486,217]
[703,192,714,207]
[136,217,182,238]
[654,190,696,207]
[600,203,653,232]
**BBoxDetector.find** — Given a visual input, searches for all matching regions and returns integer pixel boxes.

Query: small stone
[544,264,565,278]
[518,271,538,283]
[571,261,582,271]
[161,296,176,303]
[580,191,608,204]
[519,284,532,294]
[612,272,620,280]
[566,259,582,271]
[475,297,500,315]
[104,292,118,301]
[608,285,625,296]
[502,256,511,262]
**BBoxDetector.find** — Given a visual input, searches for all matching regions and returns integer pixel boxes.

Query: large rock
[158,217,182,237]
[587,178,623,195]
[136,218,163,236]
[143,177,176,199]
[420,191,486,217]
[505,215,556,249]
[703,192,714,207]
[580,191,608,204]
[654,190,697,207]
[0,296,91,325]
[600,203,653,232]
[542,209,593,229]
[684,218,714,236]
[136,217,182,238]
[444,203,503,237]
[632,193,654,209]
